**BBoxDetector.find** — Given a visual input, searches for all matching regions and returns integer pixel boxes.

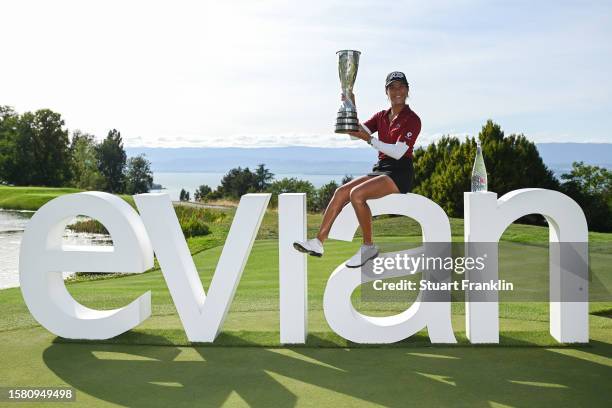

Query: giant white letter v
[135,193,270,342]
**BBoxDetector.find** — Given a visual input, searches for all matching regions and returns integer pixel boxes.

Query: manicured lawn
[0,185,611,406]
[0,185,136,210]
[1,239,611,406]
[2,327,611,407]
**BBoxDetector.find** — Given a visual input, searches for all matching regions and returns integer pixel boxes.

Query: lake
[151,172,349,201]
[150,167,588,201]
[0,210,112,289]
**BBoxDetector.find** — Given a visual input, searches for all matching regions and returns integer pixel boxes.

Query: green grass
[1,185,611,406]
[0,185,136,210]
[2,328,610,407]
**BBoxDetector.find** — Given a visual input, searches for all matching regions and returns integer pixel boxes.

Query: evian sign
[19,189,589,345]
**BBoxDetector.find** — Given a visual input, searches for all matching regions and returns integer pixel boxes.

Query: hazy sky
[1,0,611,148]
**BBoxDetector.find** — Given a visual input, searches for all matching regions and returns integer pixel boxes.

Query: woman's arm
[345,101,407,159]
[369,138,409,160]
[348,125,409,160]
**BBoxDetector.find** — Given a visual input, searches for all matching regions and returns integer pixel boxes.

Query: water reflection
[0,209,112,289]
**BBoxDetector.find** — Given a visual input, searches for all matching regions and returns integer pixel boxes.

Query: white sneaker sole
[345,250,379,268]
[293,242,323,257]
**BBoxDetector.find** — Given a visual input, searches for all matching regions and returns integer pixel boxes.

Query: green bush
[180,215,210,238]
[67,204,225,237]
[68,218,109,234]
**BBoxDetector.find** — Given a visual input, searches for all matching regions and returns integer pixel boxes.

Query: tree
[194,184,212,202]
[413,136,469,216]
[96,129,126,193]
[217,167,258,199]
[179,188,190,201]
[265,177,317,209]
[413,120,559,222]
[8,109,72,186]
[0,106,19,183]
[69,130,105,190]
[125,154,153,194]
[560,161,612,198]
[254,163,274,191]
[478,120,559,197]
[316,181,339,212]
[341,174,354,184]
[560,162,612,232]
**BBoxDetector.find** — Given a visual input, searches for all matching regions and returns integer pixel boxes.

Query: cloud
[1,0,610,147]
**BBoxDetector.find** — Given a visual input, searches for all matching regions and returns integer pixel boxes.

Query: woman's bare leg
[316,175,375,243]
[349,175,400,245]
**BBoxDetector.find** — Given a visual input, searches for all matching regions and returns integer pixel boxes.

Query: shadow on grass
[591,307,612,319]
[44,333,612,407]
[53,329,595,348]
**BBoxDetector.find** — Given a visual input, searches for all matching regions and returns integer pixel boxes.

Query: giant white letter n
[464,188,589,344]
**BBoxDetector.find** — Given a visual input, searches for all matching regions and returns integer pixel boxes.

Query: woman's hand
[348,127,371,142]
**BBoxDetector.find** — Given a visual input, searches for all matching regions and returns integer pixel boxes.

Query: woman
[293,71,421,268]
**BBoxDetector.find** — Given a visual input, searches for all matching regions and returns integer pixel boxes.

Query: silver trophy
[335,50,361,139]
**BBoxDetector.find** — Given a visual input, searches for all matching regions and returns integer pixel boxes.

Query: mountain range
[126,143,612,177]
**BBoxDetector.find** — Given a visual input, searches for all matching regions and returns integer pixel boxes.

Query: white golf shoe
[293,237,324,257]
[346,243,379,268]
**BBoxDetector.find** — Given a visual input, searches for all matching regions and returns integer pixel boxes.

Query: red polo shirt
[362,104,421,160]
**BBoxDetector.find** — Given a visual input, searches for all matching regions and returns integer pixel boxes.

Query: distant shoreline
[125,144,612,175]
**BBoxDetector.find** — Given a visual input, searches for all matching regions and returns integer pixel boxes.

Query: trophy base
[336,118,359,125]
[335,125,360,133]
[337,110,358,118]
[335,110,359,134]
